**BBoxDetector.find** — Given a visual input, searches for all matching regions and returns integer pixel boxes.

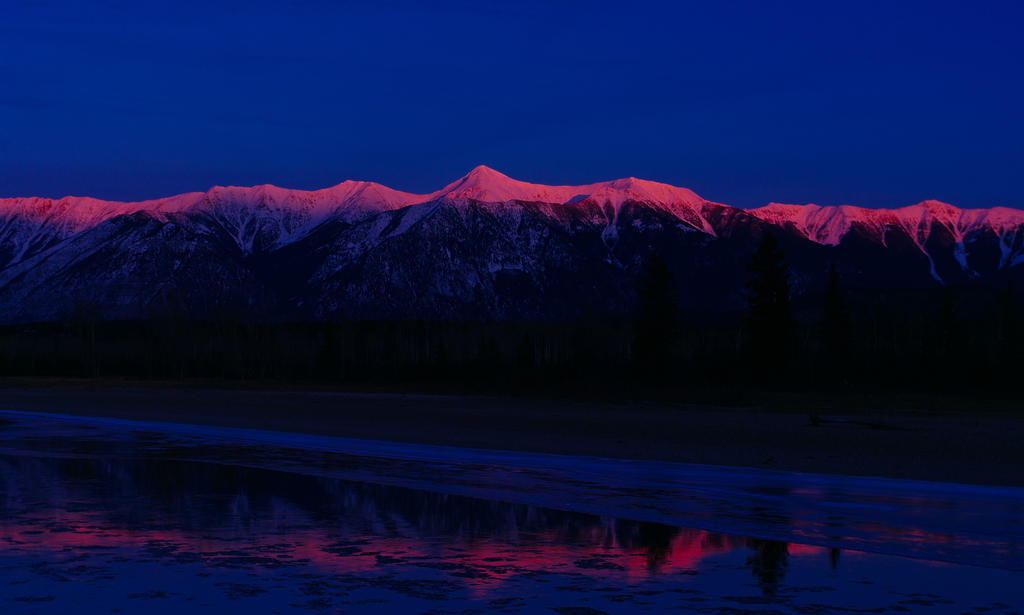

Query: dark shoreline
[0,380,1022,487]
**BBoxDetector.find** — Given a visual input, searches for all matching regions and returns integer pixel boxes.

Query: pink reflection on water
[0,504,791,597]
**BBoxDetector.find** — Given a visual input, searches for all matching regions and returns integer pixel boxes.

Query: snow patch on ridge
[3,168,1024,270]
[750,200,1024,272]
[430,166,715,234]
[0,180,427,258]
[748,200,1024,282]
[751,201,1024,246]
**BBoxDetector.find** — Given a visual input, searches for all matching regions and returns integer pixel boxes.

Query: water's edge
[2,409,1021,571]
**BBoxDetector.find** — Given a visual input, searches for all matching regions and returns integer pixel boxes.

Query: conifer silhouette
[822,262,851,380]
[633,252,678,378]
[744,233,792,383]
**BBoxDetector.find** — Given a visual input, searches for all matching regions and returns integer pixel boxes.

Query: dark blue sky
[2,1,1022,209]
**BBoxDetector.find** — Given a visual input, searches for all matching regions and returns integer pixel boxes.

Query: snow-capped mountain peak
[592,176,704,209]
[431,165,580,204]
[431,166,707,213]
[749,200,1024,248]
[1,169,1023,323]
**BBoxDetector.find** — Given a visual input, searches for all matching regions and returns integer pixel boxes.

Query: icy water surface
[0,411,1021,614]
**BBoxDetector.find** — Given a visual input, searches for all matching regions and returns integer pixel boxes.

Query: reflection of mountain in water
[0,453,761,579]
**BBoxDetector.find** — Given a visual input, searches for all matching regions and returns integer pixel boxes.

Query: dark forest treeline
[1,235,1020,396]
[0,281,1019,396]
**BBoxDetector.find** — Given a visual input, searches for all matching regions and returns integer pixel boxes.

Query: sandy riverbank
[0,382,1021,486]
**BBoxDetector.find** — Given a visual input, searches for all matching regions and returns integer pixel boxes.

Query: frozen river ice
[0,410,1020,614]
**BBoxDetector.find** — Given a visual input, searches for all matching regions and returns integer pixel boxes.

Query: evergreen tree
[744,233,793,383]
[633,252,678,378]
[936,285,957,358]
[930,286,967,388]
[822,262,851,380]
[1000,279,1016,341]
[70,300,100,378]
[999,279,1018,380]
[515,332,536,373]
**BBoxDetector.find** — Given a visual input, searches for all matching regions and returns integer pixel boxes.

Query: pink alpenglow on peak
[0,166,725,256]
[748,200,1024,247]
[0,193,206,232]
[431,165,707,210]
[429,166,715,233]
[0,181,424,234]
[0,179,429,257]
[0,166,709,228]
[194,180,425,222]
[1,166,1022,259]
[1,166,1023,323]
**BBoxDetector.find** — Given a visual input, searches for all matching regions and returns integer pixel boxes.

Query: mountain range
[1,165,1022,323]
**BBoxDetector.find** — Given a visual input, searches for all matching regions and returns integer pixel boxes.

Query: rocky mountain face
[0,166,1022,323]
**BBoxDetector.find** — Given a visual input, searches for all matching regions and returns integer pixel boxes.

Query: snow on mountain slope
[0,167,722,263]
[182,180,426,253]
[431,165,704,208]
[748,200,1024,281]
[0,180,426,261]
[746,203,873,245]
[430,165,715,236]
[0,211,267,323]
[958,207,1024,269]
[0,192,206,266]
[3,167,1023,280]
[0,192,206,233]
[432,165,705,212]
[2,167,1024,322]
[750,200,1024,248]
